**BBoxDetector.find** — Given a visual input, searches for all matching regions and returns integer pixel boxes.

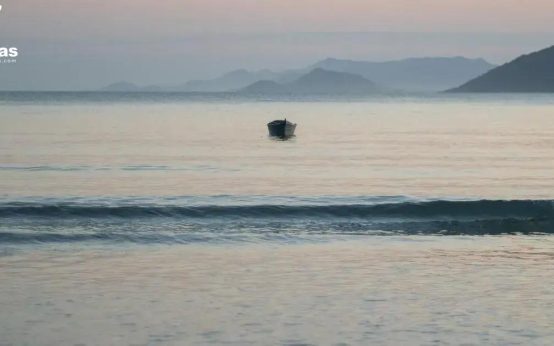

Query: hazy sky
[1,0,553,90]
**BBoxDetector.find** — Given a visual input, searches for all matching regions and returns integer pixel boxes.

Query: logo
[0,47,18,57]
[0,47,19,58]
[0,4,19,64]
[0,47,20,63]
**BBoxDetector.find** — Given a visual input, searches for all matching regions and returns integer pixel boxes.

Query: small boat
[267,118,297,138]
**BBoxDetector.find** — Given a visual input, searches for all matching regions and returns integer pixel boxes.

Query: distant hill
[100,81,141,92]
[175,69,281,92]
[239,68,382,95]
[447,45,554,93]
[100,81,162,92]
[240,80,287,94]
[311,57,495,92]
[290,68,380,94]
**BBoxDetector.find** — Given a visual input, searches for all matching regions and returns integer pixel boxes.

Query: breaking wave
[1,199,553,219]
[1,197,554,244]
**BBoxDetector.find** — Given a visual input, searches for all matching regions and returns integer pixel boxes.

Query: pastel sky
[1,0,553,89]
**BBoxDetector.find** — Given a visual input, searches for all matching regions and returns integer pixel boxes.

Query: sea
[1,92,554,345]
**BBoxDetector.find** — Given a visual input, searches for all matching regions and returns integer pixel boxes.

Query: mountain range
[239,68,382,95]
[101,56,496,93]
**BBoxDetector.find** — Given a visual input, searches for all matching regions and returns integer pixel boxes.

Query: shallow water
[1,93,554,344]
[2,239,554,345]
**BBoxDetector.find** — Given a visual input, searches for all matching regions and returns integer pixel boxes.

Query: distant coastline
[98,56,495,95]
[95,45,554,95]
[2,91,554,107]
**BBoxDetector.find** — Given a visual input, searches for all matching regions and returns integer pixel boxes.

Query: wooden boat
[267,119,296,138]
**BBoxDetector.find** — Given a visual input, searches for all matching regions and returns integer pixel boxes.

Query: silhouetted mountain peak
[318,57,342,64]
[240,80,286,94]
[448,45,554,92]
[240,68,381,95]
[100,81,140,92]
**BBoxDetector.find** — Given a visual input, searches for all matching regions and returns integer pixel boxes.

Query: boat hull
[267,120,296,138]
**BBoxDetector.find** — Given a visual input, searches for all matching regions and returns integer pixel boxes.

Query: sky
[0,0,553,90]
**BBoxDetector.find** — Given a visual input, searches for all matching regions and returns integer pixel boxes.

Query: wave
[2,198,554,244]
[1,217,554,245]
[0,199,553,219]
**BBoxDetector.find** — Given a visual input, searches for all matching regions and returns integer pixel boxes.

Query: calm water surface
[1,94,554,197]
[1,93,554,345]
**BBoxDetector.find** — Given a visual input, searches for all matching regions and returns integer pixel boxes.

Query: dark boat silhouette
[267,119,297,138]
